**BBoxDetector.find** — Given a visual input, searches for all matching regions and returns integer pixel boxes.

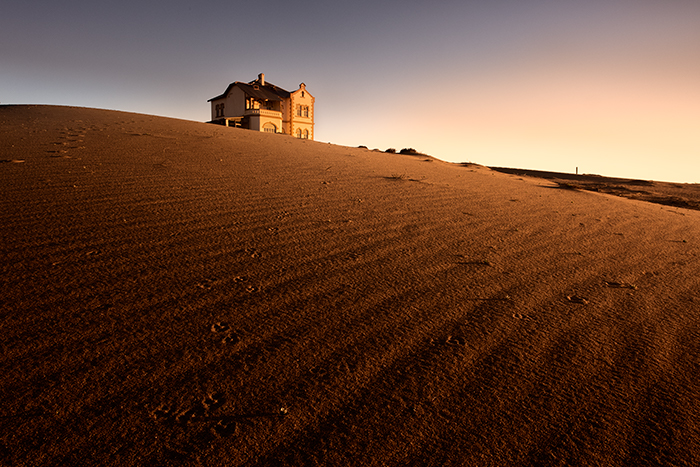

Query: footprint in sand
[175,405,206,425]
[195,279,214,290]
[211,322,230,333]
[221,333,240,345]
[151,405,176,422]
[245,248,260,258]
[202,392,226,411]
[446,335,467,346]
[212,417,238,437]
[211,322,240,344]
[308,366,330,380]
[309,366,327,376]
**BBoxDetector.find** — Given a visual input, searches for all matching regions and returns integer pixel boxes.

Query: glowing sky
[3,0,699,182]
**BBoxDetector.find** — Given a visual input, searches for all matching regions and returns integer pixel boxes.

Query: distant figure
[207,73,315,140]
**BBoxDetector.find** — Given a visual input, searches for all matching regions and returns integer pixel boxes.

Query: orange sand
[2,105,699,466]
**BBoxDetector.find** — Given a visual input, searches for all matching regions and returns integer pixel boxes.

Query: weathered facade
[207,73,315,140]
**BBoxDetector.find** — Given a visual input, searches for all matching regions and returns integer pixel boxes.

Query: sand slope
[491,167,700,212]
[2,105,699,466]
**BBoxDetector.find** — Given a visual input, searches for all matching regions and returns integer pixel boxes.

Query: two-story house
[207,73,315,140]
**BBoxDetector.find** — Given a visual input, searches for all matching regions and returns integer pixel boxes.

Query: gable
[291,83,314,101]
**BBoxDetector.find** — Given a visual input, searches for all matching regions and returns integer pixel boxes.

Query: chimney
[258,73,265,86]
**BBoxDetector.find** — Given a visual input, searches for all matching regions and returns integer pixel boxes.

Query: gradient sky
[3,0,699,182]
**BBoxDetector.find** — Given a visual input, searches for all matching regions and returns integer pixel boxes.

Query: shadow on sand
[489,167,700,211]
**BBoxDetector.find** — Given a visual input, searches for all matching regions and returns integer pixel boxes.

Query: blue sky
[3,0,699,182]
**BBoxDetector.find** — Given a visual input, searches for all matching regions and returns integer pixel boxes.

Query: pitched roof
[207,79,291,102]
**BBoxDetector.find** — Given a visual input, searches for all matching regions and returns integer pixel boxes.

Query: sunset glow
[3,0,699,181]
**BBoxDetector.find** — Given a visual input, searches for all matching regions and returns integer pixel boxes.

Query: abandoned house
[207,73,315,140]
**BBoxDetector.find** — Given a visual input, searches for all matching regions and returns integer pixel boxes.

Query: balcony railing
[244,109,282,118]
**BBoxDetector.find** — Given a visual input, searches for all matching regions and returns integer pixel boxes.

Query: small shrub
[399,148,420,155]
[385,148,396,154]
[358,145,367,149]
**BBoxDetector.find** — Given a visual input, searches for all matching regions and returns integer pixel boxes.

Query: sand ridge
[1,105,699,466]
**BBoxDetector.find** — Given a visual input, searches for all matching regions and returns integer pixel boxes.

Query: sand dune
[2,105,699,466]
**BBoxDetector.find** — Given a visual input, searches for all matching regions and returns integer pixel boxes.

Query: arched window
[303,129,309,139]
[263,122,277,133]
[296,128,302,138]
